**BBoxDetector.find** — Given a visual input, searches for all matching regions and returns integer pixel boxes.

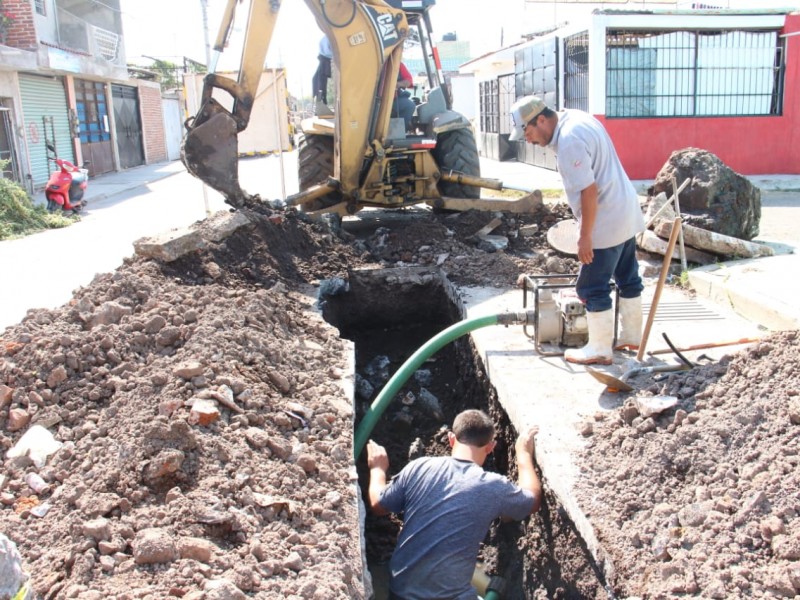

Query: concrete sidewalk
[33,160,187,207]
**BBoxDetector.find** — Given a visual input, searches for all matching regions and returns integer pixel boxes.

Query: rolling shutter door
[19,74,74,188]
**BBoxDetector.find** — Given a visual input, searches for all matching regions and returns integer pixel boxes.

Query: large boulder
[647,148,761,240]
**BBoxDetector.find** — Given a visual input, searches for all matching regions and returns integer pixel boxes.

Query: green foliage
[0,172,75,241]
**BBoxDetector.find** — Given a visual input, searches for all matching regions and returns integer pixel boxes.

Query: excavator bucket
[181,111,250,209]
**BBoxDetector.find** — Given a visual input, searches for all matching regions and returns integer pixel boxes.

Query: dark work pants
[576,236,643,312]
[312,55,332,103]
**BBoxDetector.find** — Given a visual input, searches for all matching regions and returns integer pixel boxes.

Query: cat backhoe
[181,0,541,216]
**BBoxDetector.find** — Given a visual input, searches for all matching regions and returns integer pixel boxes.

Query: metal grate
[92,26,119,62]
[564,31,589,111]
[479,79,499,134]
[34,0,46,16]
[606,28,785,118]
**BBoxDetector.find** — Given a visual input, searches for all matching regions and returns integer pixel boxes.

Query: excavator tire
[433,128,481,200]
[297,134,342,210]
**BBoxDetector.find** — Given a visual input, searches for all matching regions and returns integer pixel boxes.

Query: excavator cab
[181,0,484,216]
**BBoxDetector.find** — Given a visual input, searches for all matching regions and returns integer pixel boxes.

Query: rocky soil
[1,201,798,599]
[575,332,800,599]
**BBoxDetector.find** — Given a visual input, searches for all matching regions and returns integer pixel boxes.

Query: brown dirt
[1,203,798,599]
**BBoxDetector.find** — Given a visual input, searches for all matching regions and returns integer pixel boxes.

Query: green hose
[353,313,502,459]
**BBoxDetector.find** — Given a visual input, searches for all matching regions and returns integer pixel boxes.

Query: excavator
[181,0,540,217]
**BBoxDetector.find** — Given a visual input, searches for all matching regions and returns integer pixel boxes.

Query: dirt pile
[1,202,797,599]
[0,206,561,599]
[576,331,800,599]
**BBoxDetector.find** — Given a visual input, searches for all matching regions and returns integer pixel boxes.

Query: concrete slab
[459,281,764,580]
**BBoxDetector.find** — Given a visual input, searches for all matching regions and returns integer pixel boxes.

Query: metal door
[75,79,113,177]
[162,97,183,161]
[513,38,559,170]
[18,74,73,188]
[0,102,23,183]
[111,84,144,169]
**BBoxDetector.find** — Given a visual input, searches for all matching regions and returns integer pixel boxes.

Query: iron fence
[564,31,589,111]
[606,28,785,118]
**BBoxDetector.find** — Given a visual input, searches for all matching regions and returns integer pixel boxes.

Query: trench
[320,266,610,600]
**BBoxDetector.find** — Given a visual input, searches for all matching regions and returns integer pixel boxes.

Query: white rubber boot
[565,309,614,365]
[614,296,643,351]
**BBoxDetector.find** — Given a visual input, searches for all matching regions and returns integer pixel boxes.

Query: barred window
[479,79,499,134]
[35,0,47,16]
[606,29,784,117]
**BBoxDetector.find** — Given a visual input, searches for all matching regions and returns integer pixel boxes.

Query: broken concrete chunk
[134,228,207,263]
[202,210,253,243]
[188,398,220,427]
[654,220,773,259]
[634,395,679,418]
[86,301,132,329]
[174,361,205,379]
[133,528,179,565]
[6,424,63,468]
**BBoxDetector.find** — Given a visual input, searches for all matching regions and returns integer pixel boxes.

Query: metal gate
[18,74,74,189]
[0,102,23,183]
[162,97,183,161]
[564,31,589,112]
[514,38,558,170]
[76,79,113,177]
[111,84,144,169]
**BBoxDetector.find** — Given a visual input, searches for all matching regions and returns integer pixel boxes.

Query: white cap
[509,95,547,141]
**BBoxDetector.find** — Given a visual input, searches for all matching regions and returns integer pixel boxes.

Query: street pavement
[1,153,797,334]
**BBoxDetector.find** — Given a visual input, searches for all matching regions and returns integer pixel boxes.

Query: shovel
[586,364,690,393]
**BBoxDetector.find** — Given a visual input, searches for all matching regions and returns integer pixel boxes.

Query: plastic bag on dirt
[0,533,33,600]
[6,425,63,469]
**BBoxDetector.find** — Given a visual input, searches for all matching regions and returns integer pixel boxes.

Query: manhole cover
[547,219,579,255]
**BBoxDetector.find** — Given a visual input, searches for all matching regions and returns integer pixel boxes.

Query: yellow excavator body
[182,0,537,216]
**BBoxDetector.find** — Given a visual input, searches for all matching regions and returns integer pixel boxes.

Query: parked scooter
[45,142,89,214]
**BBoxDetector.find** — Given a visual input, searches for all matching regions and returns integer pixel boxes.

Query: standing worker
[367,409,542,600]
[312,35,333,104]
[508,96,645,365]
[392,62,416,131]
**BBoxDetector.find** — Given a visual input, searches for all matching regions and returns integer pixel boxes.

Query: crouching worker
[367,409,542,600]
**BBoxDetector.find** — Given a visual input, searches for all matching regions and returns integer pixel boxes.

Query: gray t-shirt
[378,456,535,600]
[548,109,645,249]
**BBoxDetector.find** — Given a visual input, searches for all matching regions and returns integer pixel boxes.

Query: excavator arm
[181,0,409,210]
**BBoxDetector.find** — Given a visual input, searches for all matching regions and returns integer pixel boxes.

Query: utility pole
[200,0,212,68]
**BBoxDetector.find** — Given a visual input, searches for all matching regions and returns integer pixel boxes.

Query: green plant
[0,167,75,240]
[0,1,15,33]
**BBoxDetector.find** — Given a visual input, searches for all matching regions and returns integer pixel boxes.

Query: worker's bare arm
[367,440,391,516]
[515,426,543,513]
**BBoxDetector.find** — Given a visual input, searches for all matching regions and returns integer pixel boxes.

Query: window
[479,79,499,134]
[34,0,46,16]
[606,29,785,117]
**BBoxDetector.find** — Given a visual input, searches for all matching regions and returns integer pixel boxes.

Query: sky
[120,0,800,97]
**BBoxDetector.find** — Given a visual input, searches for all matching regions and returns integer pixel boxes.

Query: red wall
[599,13,800,180]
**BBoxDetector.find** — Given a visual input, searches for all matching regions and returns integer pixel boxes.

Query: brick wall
[137,82,168,164]
[2,0,36,49]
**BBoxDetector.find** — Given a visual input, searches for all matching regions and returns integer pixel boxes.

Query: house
[0,0,170,194]
[460,7,800,179]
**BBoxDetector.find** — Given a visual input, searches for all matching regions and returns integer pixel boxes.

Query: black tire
[433,128,481,200]
[46,199,58,213]
[297,134,342,210]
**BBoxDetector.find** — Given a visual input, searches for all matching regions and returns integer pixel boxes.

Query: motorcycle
[45,142,89,214]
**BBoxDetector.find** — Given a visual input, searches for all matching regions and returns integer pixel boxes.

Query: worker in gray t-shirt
[367,409,541,600]
[509,96,646,366]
